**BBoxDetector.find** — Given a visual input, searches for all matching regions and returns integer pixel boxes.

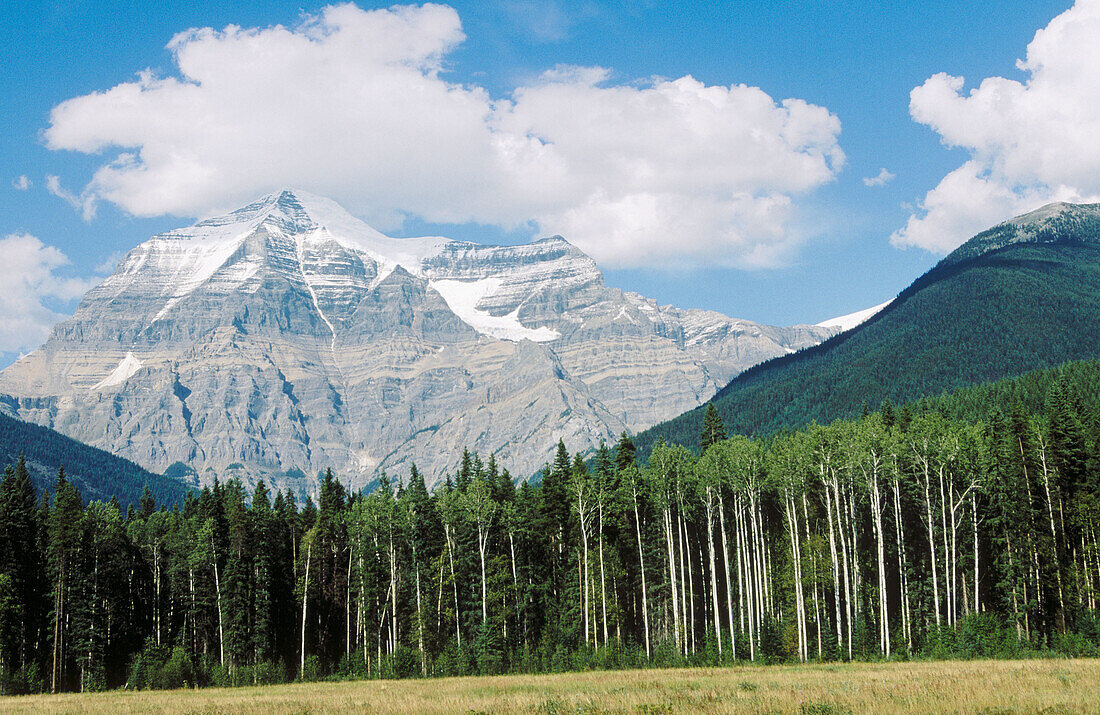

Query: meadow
[1,659,1098,714]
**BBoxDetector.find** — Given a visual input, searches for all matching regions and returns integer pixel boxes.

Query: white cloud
[46,175,97,220]
[0,234,98,354]
[93,250,127,275]
[894,0,1100,253]
[42,3,843,268]
[862,168,895,187]
[12,175,31,190]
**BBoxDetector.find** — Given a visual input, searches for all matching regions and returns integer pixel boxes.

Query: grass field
[2,659,1098,713]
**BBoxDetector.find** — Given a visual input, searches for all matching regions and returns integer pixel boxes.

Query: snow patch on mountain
[146,188,450,288]
[288,191,450,275]
[92,352,143,390]
[430,278,560,342]
[149,236,258,321]
[816,300,892,332]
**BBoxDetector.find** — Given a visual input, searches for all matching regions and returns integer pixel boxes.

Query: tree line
[0,411,190,509]
[1,376,1099,694]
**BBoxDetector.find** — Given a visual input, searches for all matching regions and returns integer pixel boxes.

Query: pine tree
[222,480,253,675]
[700,404,727,451]
[881,398,896,428]
[46,468,83,692]
[0,456,45,678]
[139,485,156,519]
[251,481,276,667]
[615,432,636,473]
[314,468,348,665]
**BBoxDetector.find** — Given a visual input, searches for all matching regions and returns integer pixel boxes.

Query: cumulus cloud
[0,234,97,354]
[12,175,31,190]
[893,0,1100,252]
[42,3,843,268]
[862,168,895,187]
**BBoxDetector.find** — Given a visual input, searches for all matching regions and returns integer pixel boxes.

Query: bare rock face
[0,190,836,491]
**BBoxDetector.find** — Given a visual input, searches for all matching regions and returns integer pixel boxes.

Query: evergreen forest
[1,362,1100,694]
[637,242,1100,455]
[0,412,191,509]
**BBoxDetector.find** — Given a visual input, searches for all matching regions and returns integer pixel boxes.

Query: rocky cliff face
[0,190,835,491]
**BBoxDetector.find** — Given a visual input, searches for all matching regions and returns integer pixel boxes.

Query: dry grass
[2,659,1098,713]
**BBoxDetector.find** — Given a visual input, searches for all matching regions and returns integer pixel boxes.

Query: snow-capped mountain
[0,190,837,491]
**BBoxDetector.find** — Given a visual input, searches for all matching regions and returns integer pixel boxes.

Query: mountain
[0,190,835,491]
[636,201,1100,454]
[0,411,191,508]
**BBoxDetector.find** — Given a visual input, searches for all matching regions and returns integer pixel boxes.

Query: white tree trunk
[784,491,806,661]
[918,450,941,628]
[509,531,521,644]
[479,524,489,626]
[803,492,822,659]
[869,467,889,658]
[1035,430,1067,629]
[445,524,461,648]
[632,484,651,659]
[664,505,680,653]
[830,475,853,660]
[718,491,736,657]
[892,476,912,651]
[300,540,311,676]
[705,486,722,655]
[212,535,225,667]
[599,501,608,646]
[674,506,688,655]
[824,473,842,657]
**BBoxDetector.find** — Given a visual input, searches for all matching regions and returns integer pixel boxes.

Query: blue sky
[2,0,1094,366]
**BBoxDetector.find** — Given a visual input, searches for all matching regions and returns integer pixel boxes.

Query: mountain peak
[157,190,450,277]
[250,188,390,241]
[1006,200,1076,224]
[1,186,838,492]
[942,200,1100,267]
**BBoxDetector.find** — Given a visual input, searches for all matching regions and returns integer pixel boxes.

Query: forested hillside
[914,359,1100,423]
[2,364,1098,694]
[0,412,191,508]
[637,241,1100,456]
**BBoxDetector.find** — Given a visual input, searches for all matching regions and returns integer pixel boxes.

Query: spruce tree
[0,456,45,676]
[46,468,83,692]
[614,432,636,473]
[700,404,727,450]
[251,481,276,668]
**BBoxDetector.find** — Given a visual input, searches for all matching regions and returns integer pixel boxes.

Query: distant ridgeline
[635,202,1100,458]
[0,411,191,508]
[1,359,1098,694]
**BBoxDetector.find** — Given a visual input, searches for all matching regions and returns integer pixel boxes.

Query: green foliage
[700,404,726,450]
[0,412,190,508]
[638,243,1100,458]
[127,641,198,690]
[2,360,1100,695]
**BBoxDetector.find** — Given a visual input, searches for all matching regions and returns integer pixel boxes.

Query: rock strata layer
[0,190,836,491]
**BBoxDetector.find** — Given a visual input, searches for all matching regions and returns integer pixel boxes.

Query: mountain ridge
[0,189,836,491]
[633,201,1100,456]
[0,410,191,508]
